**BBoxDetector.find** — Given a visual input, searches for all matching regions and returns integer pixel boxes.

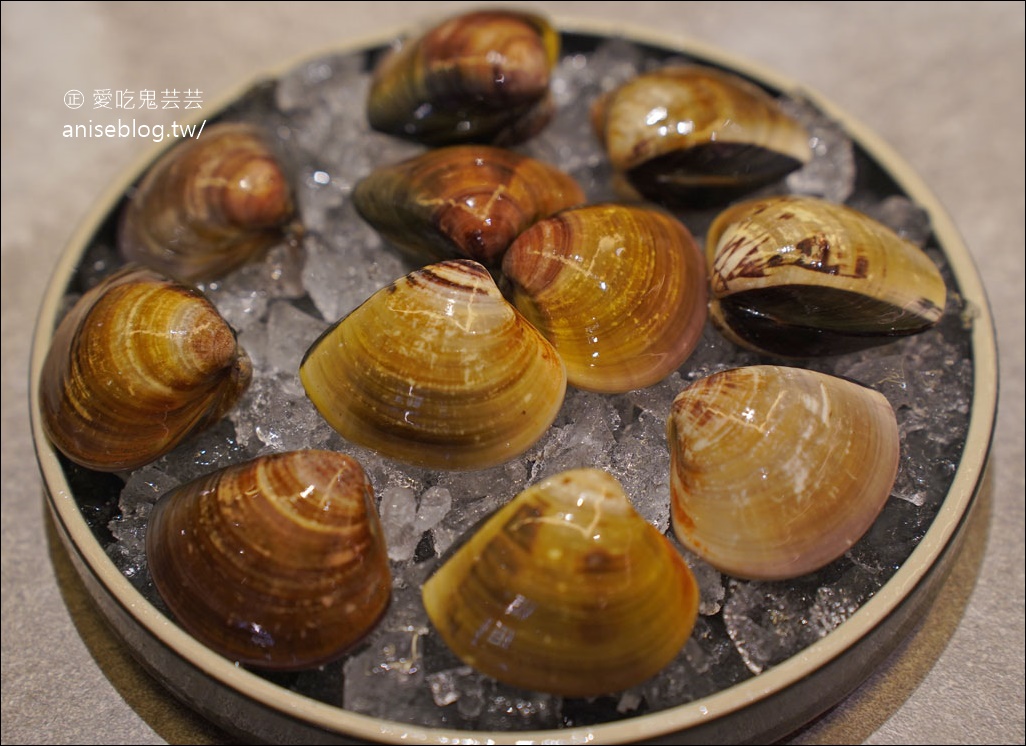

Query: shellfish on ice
[366,9,559,146]
[146,450,391,670]
[502,203,708,393]
[591,64,812,206]
[118,122,297,283]
[705,195,948,356]
[38,265,251,472]
[353,144,584,268]
[667,365,900,580]
[299,259,566,470]
[422,468,700,696]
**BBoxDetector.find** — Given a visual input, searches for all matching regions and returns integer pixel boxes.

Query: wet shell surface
[502,203,708,393]
[146,450,391,671]
[422,468,700,697]
[39,265,251,472]
[118,122,296,283]
[706,195,948,356]
[591,65,811,205]
[299,260,567,470]
[366,9,559,145]
[667,365,900,581]
[353,144,584,268]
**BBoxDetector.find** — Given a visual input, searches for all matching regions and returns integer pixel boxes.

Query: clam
[501,203,708,393]
[366,9,559,146]
[706,195,947,356]
[667,365,900,581]
[147,450,391,670]
[119,122,296,283]
[39,266,251,472]
[422,468,700,697]
[299,259,566,470]
[591,65,811,206]
[353,144,584,268]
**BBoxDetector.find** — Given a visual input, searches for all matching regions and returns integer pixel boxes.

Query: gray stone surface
[3,2,1023,744]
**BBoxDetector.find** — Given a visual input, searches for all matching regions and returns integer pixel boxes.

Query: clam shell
[706,195,948,356]
[39,266,251,471]
[667,365,900,580]
[591,65,811,205]
[119,122,296,282]
[299,260,567,470]
[353,144,584,267]
[366,9,559,145]
[146,450,391,670]
[422,468,700,697]
[502,203,708,393]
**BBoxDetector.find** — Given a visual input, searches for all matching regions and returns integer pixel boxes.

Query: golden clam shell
[366,9,559,146]
[118,122,296,283]
[39,265,251,472]
[299,259,567,470]
[667,365,900,581]
[353,144,584,268]
[706,195,948,356]
[422,468,700,697]
[591,65,811,205]
[501,203,708,393]
[147,450,391,670]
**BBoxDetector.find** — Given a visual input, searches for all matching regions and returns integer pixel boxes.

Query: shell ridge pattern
[417,182,511,221]
[519,502,604,542]
[711,235,769,291]
[545,232,620,285]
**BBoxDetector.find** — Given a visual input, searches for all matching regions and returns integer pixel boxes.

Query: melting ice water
[89,35,975,732]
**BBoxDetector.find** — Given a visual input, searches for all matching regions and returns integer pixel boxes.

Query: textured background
[2,2,1023,743]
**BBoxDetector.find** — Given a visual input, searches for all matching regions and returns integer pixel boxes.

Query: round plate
[29,19,997,745]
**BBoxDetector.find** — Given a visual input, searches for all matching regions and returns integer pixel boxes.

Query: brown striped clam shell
[38,265,251,472]
[502,203,708,393]
[299,259,567,470]
[366,9,559,146]
[353,144,584,268]
[591,64,811,206]
[422,468,700,697]
[706,195,948,356]
[118,122,296,283]
[146,450,391,670]
[667,365,900,580]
